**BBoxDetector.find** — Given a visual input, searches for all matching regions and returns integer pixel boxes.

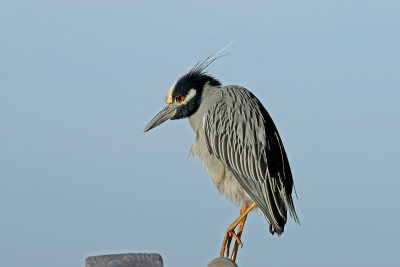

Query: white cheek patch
[182,89,197,104]
[165,81,177,104]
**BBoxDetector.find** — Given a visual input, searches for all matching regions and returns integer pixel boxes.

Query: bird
[144,46,299,261]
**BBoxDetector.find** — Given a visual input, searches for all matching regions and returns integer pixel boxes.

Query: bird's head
[144,47,227,132]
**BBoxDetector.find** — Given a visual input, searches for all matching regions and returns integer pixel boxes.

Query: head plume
[187,41,233,78]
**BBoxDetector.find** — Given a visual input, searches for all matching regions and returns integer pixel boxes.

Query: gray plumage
[144,47,299,235]
[189,84,299,235]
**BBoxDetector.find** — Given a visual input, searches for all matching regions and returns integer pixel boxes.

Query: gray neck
[189,84,223,133]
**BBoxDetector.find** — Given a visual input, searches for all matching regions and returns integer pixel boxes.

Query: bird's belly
[190,137,252,206]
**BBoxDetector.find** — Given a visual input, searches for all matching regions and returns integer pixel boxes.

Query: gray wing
[204,85,299,234]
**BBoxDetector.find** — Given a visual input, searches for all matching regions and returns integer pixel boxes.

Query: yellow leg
[220,202,257,259]
[231,205,249,261]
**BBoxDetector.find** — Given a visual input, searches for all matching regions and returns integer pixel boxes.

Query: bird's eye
[175,95,184,103]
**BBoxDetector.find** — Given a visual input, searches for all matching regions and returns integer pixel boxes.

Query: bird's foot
[220,227,243,258]
[219,202,256,261]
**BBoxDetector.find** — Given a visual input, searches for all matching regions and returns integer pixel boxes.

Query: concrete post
[85,253,163,267]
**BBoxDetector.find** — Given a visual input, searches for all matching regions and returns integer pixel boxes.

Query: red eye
[176,95,184,103]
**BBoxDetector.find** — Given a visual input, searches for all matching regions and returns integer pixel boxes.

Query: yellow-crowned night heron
[144,47,299,261]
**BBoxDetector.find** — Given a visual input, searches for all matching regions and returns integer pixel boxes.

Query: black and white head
[144,47,228,132]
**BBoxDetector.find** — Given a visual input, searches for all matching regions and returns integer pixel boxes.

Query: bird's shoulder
[206,84,264,114]
[203,84,272,159]
[216,84,254,101]
[204,84,270,134]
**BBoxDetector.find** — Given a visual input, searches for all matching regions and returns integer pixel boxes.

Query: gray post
[85,253,163,267]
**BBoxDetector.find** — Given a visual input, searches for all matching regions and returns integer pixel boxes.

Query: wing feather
[204,85,299,234]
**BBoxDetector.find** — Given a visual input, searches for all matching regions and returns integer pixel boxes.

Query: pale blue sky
[1,1,399,267]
